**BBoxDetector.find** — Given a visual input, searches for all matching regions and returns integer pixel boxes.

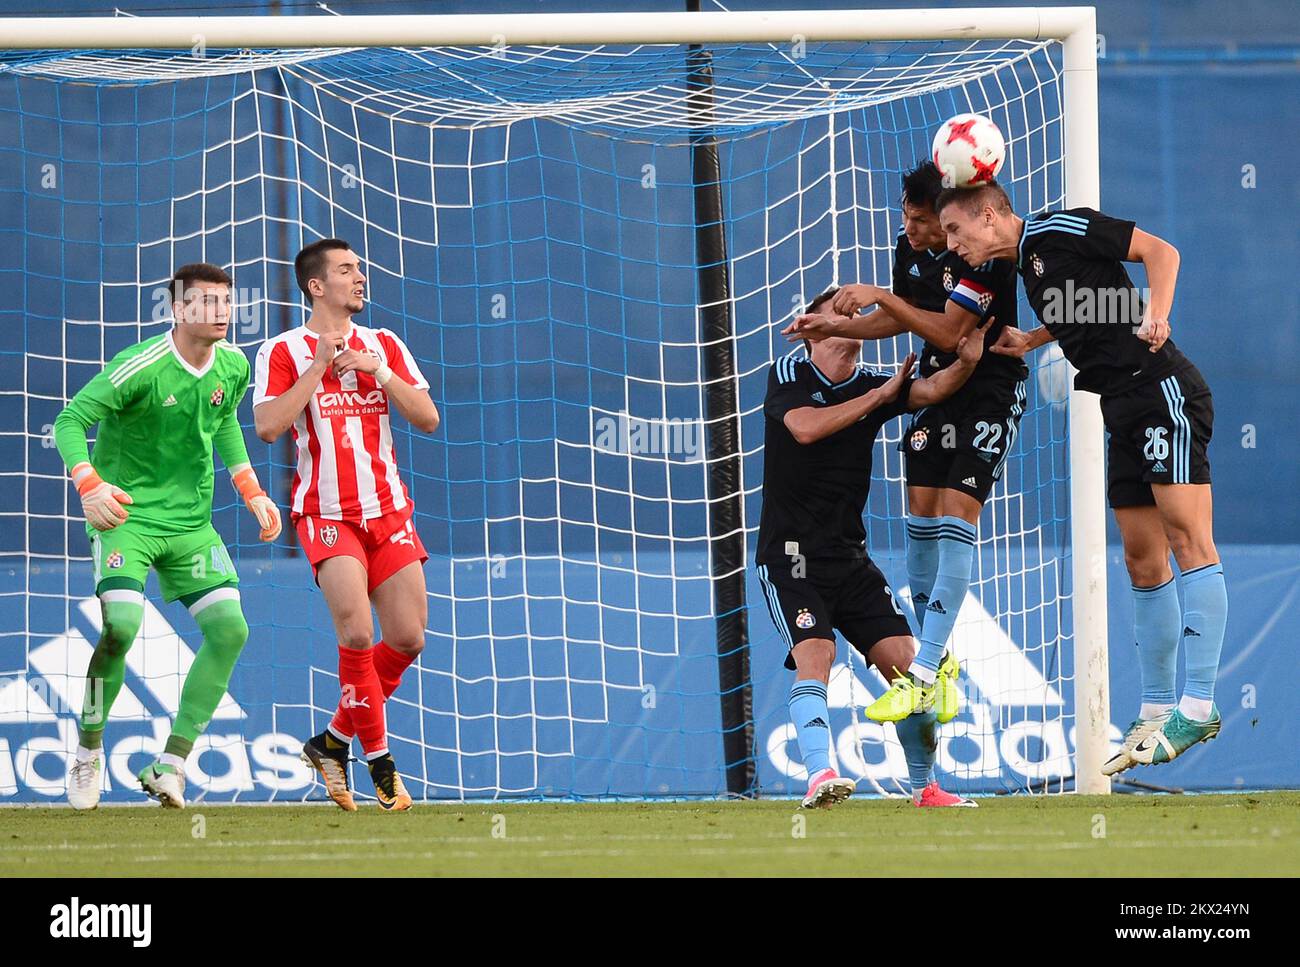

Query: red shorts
[294,507,428,594]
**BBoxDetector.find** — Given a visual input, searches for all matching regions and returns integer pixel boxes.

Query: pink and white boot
[913,780,978,808]
[801,768,856,809]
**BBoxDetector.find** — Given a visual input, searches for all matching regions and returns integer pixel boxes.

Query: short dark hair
[935,181,1013,218]
[805,285,839,314]
[294,238,352,303]
[901,161,945,211]
[171,262,231,303]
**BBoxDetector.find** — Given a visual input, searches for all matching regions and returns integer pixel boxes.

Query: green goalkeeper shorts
[88,522,239,601]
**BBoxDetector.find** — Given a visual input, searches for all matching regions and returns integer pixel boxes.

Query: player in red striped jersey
[253,238,440,811]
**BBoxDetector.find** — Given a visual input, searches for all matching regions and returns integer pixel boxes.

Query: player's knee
[1166,529,1217,570]
[1123,548,1170,587]
[203,611,249,659]
[98,614,141,658]
[338,626,374,651]
[387,635,424,657]
[791,638,834,679]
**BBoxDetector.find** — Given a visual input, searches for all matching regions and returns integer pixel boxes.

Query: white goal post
[4,6,1110,796]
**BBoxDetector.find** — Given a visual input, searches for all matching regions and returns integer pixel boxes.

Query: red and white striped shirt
[254,323,429,522]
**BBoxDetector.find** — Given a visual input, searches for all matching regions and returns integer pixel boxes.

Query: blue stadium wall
[1,0,1296,799]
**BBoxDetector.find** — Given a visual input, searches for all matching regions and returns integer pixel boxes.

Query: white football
[931,113,1006,188]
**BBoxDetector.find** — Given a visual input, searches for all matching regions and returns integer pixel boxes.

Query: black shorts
[1101,363,1214,508]
[756,556,912,670]
[901,383,1026,504]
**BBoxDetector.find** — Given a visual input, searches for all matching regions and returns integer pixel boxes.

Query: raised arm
[833,284,980,352]
[906,317,992,408]
[783,353,916,445]
[1127,227,1180,352]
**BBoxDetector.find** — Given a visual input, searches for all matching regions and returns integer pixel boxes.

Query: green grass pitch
[4,792,1297,877]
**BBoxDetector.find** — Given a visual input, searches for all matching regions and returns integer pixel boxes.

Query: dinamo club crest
[1031,253,1045,277]
[795,608,816,630]
[909,427,930,451]
[106,550,124,569]
[942,267,954,291]
[210,384,225,407]
[319,525,339,548]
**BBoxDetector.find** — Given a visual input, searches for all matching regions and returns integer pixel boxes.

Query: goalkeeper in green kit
[54,263,281,810]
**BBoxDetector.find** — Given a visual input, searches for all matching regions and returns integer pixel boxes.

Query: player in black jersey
[936,182,1226,775]
[783,162,1027,727]
[759,286,991,809]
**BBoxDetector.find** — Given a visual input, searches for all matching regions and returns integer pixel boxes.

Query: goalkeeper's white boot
[1101,710,1171,776]
[67,754,102,811]
[138,761,186,809]
[800,768,856,809]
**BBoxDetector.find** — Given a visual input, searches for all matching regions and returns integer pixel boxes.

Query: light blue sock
[788,679,832,777]
[1179,564,1227,703]
[915,516,977,673]
[895,710,937,794]
[906,517,942,633]
[1132,578,1180,707]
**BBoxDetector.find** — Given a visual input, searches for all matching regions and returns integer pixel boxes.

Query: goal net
[1,17,1101,803]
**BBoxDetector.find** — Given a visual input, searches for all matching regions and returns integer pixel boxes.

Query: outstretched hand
[879,352,917,402]
[781,312,850,343]
[956,316,995,365]
[990,325,1033,359]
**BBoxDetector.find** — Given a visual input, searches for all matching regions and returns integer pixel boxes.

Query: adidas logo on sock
[161,394,177,407]
[1183,626,1201,637]
[804,717,828,729]
[927,599,946,614]
[962,476,977,488]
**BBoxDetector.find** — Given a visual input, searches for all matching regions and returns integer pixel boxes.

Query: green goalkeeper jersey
[54,331,253,536]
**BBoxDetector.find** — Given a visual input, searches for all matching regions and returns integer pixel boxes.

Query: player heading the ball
[254,239,440,812]
[937,183,1226,775]
[56,262,281,810]
[784,161,1027,725]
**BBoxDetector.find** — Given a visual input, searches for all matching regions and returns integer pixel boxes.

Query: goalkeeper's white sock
[1178,696,1214,722]
[159,752,186,770]
[75,744,99,763]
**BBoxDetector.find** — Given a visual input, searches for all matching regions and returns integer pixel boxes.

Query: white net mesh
[3,36,1078,802]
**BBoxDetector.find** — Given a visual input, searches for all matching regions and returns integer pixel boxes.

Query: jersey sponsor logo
[161,394,177,408]
[1031,253,1045,277]
[106,551,124,570]
[316,388,389,418]
[319,524,339,548]
[908,263,920,277]
[209,385,224,407]
[795,608,816,630]
[909,427,930,452]
[962,476,978,488]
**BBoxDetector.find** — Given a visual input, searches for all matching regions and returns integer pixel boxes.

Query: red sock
[330,641,416,741]
[334,645,387,757]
